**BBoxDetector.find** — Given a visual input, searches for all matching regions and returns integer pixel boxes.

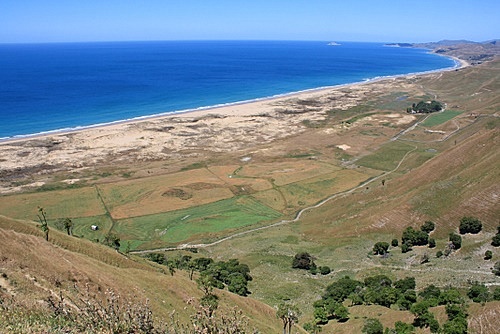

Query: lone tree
[459,216,482,234]
[373,242,390,255]
[277,303,301,334]
[292,252,315,270]
[62,218,73,236]
[37,207,49,241]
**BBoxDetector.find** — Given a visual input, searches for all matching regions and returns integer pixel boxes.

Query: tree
[392,321,415,334]
[468,282,490,303]
[292,252,315,270]
[410,301,438,330]
[449,233,462,250]
[428,238,436,248]
[37,207,49,241]
[200,293,219,318]
[362,318,383,334]
[277,303,300,334]
[492,225,500,247]
[394,277,416,293]
[419,285,441,306]
[319,266,331,275]
[493,261,500,276]
[103,232,121,250]
[391,239,399,247]
[459,216,482,234]
[373,242,390,255]
[62,218,73,236]
[484,250,492,260]
[439,287,464,305]
[421,221,435,233]
[402,227,428,246]
[401,243,412,253]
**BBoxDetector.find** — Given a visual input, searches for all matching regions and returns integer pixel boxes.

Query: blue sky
[1,0,499,43]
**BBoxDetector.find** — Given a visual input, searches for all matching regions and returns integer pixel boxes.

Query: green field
[356,141,415,171]
[114,196,282,249]
[421,109,463,127]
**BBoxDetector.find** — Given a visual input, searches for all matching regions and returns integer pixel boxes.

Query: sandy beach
[0,60,467,193]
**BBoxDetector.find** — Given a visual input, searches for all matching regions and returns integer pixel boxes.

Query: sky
[1,0,499,43]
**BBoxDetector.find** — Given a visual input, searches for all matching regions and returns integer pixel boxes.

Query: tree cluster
[312,275,418,326]
[144,254,252,297]
[406,100,443,113]
[399,221,435,253]
[292,252,330,275]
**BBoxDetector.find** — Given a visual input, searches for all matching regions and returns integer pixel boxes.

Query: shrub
[362,318,384,334]
[402,227,429,246]
[292,252,315,270]
[449,233,462,250]
[402,243,412,253]
[373,242,390,255]
[428,238,436,248]
[484,250,492,260]
[436,250,443,258]
[459,216,482,234]
[319,266,331,275]
[421,221,435,233]
[492,226,500,247]
[467,282,490,303]
[493,261,500,276]
[391,239,399,247]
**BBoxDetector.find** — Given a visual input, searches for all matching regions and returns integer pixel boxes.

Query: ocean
[0,41,456,139]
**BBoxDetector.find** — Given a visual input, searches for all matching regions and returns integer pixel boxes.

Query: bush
[436,250,443,258]
[421,221,435,233]
[428,238,436,248]
[459,216,482,234]
[402,227,429,246]
[493,261,500,276]
[391,239,399,247]
[373,242,390,255]
[484,250,492,260]
[319,266,331,275]
[467,282,490,303]
[492,226,500,247]
[449,233,462,250]
[402,243,412,253]
[292,252,315,270]
[362,318,384,334]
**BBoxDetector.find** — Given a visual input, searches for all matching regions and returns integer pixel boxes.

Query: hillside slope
[0,216,281,333]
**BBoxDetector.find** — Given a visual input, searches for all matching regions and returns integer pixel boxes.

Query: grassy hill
[1,59,499,332]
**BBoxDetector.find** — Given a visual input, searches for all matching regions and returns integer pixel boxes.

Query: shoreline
[0,56,464,145]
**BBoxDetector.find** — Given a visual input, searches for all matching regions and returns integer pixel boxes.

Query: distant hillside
[387,39,500,65]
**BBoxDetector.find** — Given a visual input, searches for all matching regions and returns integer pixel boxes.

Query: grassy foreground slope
[0,215,281,333]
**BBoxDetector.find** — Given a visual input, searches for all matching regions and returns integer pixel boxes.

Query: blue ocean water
[0,41,456,139]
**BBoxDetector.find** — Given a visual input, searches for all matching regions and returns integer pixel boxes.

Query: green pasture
[356,141,415,171]
[421,110,463,127]
[60,215,114,241]
[114,196,282,250]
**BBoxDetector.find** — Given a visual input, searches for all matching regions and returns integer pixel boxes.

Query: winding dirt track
[131,111,492,255]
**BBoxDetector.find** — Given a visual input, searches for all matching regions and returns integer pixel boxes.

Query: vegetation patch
[114,196,282,249]
[356,141,415,171]
[161,188,193,200]
[421,109,463,127]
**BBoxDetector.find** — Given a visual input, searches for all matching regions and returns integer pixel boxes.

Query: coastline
[0,55,464,145]
[0,54,471,193]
